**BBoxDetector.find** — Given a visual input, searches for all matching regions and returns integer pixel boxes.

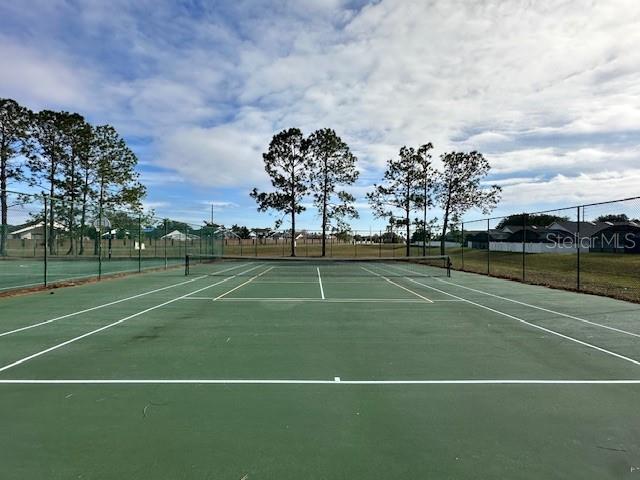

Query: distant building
[161,230,200,241]
[465,219,640,254]
[9,221,66,240]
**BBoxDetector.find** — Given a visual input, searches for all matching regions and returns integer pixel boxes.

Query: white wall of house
[488,242,590,254]
[413,241,459,248]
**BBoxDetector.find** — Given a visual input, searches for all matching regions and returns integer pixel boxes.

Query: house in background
[161,230,200,241]
[465,219,640,254]
[8,221,66,241]
[590,222,640,253]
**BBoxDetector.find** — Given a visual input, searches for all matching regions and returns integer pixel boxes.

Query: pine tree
[306,128,359,256]
[250,128,308,257]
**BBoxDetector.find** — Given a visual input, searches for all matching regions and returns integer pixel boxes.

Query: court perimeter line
[0,281,44,291]
[0,264,265,374]
[317,267,325,300]
[0,263,250,338]
[394,273,640,368]
[0,379,639,385]
[434,277,640,339]
[360,266,433,303]
[213,266,274,301]
[386,263,640,340]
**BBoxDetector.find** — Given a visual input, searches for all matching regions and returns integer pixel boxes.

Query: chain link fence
[219,225,460,259]
[458,196,640,302]
[0,190,224,294]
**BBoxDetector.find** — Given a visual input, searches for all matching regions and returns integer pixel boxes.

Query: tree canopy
[435,151,501,255]
[250,128,308,256]
[496,213,569,229]
[306,128,359,256]
[367,144,434,256]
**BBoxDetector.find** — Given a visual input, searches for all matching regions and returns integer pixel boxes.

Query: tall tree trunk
[405,184,411,257]
[78,167,90,255]
[405,208,410,257]
[66,161,76,255]
[290,162,296,257]
[321,198,327,257]
[321,163,328,257]
[48,160,56,255]
[422,182,427,257]
[0,152,7,257]
[290,209,295,257]
[94,181,104,256]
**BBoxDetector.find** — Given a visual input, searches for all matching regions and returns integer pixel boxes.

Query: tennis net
[185,254,451,278]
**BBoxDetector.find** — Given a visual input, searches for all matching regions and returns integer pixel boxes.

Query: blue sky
[2,0,639,231]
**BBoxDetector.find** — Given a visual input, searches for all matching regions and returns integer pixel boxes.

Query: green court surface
[1,259,639,479]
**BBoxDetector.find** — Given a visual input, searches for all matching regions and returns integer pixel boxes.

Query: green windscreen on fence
[0,190,226,294]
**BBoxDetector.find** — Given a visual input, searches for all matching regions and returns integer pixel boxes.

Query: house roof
[548,220,640,237]
[161,230,200,240]
[11,221,66,235]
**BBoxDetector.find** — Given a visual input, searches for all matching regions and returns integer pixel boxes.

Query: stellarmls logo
[546,233,637,249]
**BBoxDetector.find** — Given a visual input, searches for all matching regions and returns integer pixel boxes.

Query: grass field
[446,247,640,302]
[0,259,639,478]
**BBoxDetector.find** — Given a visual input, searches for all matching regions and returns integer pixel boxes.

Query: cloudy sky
[2,0,639,230]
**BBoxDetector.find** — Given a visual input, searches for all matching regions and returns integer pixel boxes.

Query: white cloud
[0,37,93,109]
[2,0,639,216]
[501,170,640,208]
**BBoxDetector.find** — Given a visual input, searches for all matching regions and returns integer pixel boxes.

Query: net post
[43,195,48,287]
[447,255,451,277]
[576,206,581,290]
[185,254,190,276]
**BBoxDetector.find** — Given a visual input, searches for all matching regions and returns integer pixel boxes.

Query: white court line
[434,277,640,339]
[253,281,318,284]
[387,263,640,340]
[183,297,437,303]
[213,266,274,301]
[392,273,640,368]
[0,281,43,291]
[0,263,250,338]
[317,267,325,300]
[0,264,264,374]
[360,266,433,303]
[0,379,639,385]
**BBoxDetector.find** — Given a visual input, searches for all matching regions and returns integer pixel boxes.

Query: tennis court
[1,256,639,479]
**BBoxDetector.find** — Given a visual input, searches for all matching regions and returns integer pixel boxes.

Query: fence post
[522,213,527,281]
[576,206,581,290]
[138,214,142,273]
[164,219,168,269]
[97,202,102,280]
[43,196,48,287]
[461,222,465,270]
[486,219,490,275]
